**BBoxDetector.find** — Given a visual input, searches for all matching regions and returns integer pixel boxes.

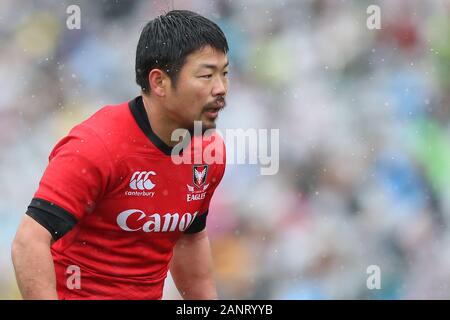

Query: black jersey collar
[128,96,175,155]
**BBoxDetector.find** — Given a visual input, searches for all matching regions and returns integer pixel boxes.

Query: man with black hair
[12,10,229,300]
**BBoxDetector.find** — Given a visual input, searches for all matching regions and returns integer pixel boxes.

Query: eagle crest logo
[192,165,208,188]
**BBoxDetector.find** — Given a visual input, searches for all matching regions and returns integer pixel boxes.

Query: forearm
[170,230,218,299]
[12,217,58,300]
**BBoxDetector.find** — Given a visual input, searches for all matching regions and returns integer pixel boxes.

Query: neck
[141,94,184,147]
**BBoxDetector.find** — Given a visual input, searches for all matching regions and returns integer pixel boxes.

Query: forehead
[183,45,228,69]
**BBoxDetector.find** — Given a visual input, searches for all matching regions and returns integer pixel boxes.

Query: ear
[148,69,169,97]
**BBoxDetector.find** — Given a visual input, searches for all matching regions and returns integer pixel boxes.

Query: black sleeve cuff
[26,198,78,241]
[184,210,208,234]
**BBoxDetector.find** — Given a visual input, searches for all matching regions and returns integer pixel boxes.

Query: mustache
[203,97,226,111]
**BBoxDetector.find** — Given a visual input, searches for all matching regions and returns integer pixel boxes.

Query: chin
[199,116,217,131]
[186,119,216,135]
[202,119,217,131]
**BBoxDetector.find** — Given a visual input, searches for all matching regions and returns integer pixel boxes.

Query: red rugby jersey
[27,96,226,299]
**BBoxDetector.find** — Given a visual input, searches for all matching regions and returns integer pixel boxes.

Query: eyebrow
[198,61,229,70]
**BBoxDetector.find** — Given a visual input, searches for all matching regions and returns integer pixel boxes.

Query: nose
[212,77,227,97]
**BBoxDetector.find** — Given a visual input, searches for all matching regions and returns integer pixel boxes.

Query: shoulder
[202,130,226,158]
[61,100,136,157]
[49,100,136,167]
[201,130,226,182]
[80,100,132,140]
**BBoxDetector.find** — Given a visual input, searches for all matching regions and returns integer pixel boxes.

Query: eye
[200,74,213,79]
[223,71,228,77]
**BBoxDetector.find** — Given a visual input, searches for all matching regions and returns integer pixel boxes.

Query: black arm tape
[26,198,78,241]
[184,210,208,234]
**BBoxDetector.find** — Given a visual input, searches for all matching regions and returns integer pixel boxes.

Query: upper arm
[26,124,112,242]
[171,229,209,268]
[33,124,112,222]
[178,228,208,244]
[14,215,53,248]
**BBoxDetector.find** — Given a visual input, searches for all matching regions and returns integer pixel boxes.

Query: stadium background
[1,0,449,299]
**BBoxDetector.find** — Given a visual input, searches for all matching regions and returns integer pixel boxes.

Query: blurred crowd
[1,0,450,299]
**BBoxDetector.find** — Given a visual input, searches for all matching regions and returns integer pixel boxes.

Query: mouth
[203,100,225,119]
[204,108,221,119]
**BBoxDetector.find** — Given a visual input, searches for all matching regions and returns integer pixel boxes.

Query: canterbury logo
[129,171,156,190]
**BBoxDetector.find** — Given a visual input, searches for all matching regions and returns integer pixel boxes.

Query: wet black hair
[135,10,229,93]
